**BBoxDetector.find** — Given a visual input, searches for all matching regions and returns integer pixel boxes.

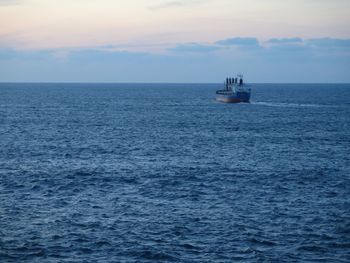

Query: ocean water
[0,83,349,262]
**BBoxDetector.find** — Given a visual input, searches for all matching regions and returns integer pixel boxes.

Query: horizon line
[1,82,350,85]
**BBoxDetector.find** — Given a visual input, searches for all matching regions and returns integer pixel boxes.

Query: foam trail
[252,101,330,108]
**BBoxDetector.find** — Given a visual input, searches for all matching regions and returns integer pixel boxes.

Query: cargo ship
[216,74,251,103]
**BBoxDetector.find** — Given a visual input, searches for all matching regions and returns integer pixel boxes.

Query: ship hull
[216,92,250,103]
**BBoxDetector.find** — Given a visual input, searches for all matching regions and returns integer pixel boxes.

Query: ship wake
[252,101,332,108]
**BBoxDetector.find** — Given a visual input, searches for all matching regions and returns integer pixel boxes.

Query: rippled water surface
[1,83,350,262]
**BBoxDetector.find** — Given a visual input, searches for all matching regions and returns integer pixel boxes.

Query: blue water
[0,83,349,262]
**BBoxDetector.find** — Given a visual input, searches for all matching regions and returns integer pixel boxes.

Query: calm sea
[0,83,349,262]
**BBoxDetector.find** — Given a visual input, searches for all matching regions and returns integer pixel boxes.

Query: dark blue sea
[0,83,349,262]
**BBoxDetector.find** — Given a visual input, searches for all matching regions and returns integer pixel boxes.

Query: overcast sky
[1,0,350,82]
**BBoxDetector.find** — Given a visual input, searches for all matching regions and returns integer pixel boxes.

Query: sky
[0,0,350,82]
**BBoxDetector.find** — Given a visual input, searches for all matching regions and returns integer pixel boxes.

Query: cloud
[68,49,146,61]
[268,38,303,44]
[149,1,184,10]
[0,0,21,6]
[0,48,55,60]
[215,37,259,46]
[1,36,349,82]
[261,37,350,59]
[0,48,17,59]
[168,43,220,53]
[149,0,210,10]
[307,38,350,48]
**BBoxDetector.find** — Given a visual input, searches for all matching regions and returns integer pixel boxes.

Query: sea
[0,83,349,262]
